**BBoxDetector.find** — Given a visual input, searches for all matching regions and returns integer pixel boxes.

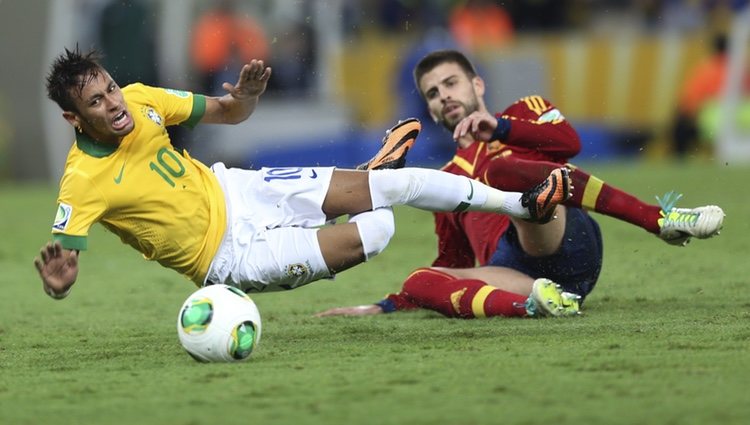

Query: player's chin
[443,116,462,131]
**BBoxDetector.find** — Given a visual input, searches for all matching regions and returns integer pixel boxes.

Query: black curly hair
[45,46,104,112]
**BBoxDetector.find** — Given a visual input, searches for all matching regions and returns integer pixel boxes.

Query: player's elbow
[562,127,582,156]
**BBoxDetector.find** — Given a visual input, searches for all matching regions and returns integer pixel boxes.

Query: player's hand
[453,110,498,142]
[222,59,272,100]
[314,305,384,317]
[33,241,78,299]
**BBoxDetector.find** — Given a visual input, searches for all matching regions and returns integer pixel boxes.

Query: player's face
[67,70,134,143]
[418,62,482,131]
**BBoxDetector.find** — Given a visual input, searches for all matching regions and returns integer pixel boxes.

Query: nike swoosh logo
[467,181,474,200]
[309,169,318,179]
[114,162,126,184]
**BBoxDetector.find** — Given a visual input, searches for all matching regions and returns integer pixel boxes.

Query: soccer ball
[177,284,262,362]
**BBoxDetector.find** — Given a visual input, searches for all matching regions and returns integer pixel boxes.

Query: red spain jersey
[432,95,580,268]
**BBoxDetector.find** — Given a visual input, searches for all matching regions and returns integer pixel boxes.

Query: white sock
[484,189,530,218]
[368,168,530,218]
[348,207,395,260]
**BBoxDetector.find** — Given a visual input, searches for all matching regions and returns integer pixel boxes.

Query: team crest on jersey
[286,262,310,277]
[144,107,163,126]
[537,108,565,124]
[53,203,72,231]
[164,88,190,98]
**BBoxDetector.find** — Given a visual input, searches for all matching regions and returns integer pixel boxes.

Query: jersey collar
[75,132,119,158]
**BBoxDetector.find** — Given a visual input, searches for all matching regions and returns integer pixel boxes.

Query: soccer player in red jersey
[317,50,725,319]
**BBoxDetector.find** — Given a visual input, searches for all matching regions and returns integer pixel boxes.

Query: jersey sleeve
[140,84,206,129]
[51,171,108,251]
[499,95,581,159]
[431,212,476,268]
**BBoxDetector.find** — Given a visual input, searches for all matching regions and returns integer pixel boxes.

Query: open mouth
[112,110,131,131]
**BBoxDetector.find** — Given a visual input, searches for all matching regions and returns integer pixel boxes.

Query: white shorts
[205,163,336,293]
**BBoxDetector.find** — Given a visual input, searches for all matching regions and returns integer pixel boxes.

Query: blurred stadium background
[0,0,748,184]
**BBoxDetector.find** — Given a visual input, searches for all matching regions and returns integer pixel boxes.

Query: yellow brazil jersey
[51,83,226,286]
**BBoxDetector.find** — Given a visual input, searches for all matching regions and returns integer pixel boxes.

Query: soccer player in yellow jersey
[34,47,574,305]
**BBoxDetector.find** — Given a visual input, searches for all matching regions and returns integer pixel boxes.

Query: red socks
[386,268,529,318]
[483,157,662,233]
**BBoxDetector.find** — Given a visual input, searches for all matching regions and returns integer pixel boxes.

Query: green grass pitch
[1,162,749,425]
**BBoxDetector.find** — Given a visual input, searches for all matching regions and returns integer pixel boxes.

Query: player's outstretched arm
[33,241,78,300]
[314,305,385,317]
[201,59,272,125]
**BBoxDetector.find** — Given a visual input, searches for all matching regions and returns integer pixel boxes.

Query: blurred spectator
[265,19,316,97]
[378,0,418,30]
[190,0,269,95]
[653,0,706,33]
[98,0,158,86]
[671,33,730,157]
[507,0,572,32]
[376,0,445,31]
[448,0,514,52]
[0,95,8,180]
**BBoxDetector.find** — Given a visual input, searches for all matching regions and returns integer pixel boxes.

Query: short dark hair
[45,47,104,112]
[413,49,478,95]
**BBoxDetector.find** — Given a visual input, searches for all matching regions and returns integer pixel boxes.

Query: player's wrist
[228,92,256,102]
[491,117,511,141]
[374,298,396,313]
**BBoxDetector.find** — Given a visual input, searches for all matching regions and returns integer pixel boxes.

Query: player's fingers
[471,117,481,134]
[222,82,236,93]
[238,64,252,80]
[33,257,43,272]
[452,125,462,140]
[40,247,49,263]
[69,250,79,267]
[453,119,467,139]
[245,60,265,80]
[461,117,473,137]
[52,241,62,257]
[261,66,272,81]
[316,305,380,317]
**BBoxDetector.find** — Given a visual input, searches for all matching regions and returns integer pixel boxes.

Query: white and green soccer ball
[177,284,262,362]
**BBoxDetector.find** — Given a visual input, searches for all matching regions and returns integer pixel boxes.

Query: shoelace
[656,190,683,214]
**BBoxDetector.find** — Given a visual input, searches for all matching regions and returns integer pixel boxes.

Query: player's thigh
[316,222,365,274]
[234,226,331,293]
[432,266,534,295]
[216,164,336,228]
[489,207,602,298]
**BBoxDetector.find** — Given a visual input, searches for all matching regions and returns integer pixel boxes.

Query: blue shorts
[488,207,603,300]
